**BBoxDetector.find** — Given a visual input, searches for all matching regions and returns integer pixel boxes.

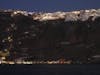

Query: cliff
[0,9,100,61]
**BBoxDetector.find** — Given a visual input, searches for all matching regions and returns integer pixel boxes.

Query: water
[0,64,100,75]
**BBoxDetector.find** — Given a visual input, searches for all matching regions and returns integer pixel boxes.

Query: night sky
[0,0,100,12]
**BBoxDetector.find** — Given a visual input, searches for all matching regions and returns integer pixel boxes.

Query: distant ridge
[0,9,100,21]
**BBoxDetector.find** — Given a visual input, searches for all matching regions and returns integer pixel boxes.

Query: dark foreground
[0,64,100,75]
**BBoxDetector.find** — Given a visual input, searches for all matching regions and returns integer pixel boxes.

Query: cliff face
[0,9,100,60]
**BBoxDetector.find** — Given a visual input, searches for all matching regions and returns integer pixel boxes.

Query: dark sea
[0,64,100,75]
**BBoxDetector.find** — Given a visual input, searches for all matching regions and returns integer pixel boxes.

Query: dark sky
[0,0,100,12]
